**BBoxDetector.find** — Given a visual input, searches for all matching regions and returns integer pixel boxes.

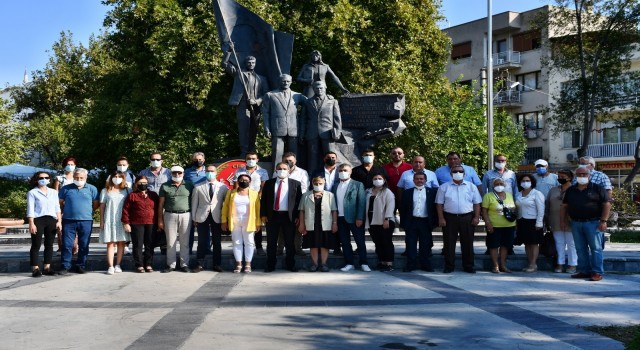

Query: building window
[513,30,541,52]
[451,42,471,60]
[515,71,541,91]
[495,39,507,53]
[516,112,544,130]
[563,131,582,148]
[523,147,543,165]
[604,127,637,144]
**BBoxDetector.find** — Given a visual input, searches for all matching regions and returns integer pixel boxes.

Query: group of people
[24,148,612,281]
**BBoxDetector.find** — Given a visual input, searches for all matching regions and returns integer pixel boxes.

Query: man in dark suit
[262,74,307,165]
[400,172,438,272]
[300,80,342,175]
[223,51,269,158]
[261,162,303,272]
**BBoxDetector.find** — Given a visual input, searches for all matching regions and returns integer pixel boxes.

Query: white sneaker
[114,265,122,273]
[361,264,371,272]
[106,267,115,275]
[340,264,354,272]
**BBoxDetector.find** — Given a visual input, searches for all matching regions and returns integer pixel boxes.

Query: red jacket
[121,191,159,225]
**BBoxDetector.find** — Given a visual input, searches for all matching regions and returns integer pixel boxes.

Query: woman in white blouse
[515,174,545,272]
[365,174,396,271]
[26,171,62,277]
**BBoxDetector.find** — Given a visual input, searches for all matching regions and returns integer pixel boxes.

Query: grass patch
[584,324,640,349]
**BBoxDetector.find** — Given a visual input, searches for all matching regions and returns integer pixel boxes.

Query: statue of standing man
[262,74,307,165]
[297,50,349,98]
[300,81,342,175]
[223,46,269,158]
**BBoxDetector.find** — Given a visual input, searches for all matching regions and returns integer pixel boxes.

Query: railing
[587,142,636,158]
[493,51,521,65]
[495,89,521,104]
[521,147,543,165]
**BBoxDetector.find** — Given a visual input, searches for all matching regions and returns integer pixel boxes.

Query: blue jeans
[571,220,604,275]
[337,217,368,266]
[61,219,93,270]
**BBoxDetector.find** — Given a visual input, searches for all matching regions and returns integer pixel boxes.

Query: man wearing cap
[531,159,559,198]
[158,165,194,272]
[560,166,611,281]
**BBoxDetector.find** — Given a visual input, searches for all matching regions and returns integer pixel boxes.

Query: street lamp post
[487,0,494,171]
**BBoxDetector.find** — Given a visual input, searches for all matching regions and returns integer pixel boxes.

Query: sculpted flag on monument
[212,0,294,89]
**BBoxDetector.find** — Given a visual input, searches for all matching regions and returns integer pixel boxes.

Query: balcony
[587,142,636,158]
[493,51,521,69]
[494,89,522,108]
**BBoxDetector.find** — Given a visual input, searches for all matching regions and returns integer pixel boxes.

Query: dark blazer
[311,166,341,191]
[262,89,307,137]
[260,178,302,222]
[400,187,438,230]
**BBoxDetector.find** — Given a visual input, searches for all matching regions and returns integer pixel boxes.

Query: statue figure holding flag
[223,46,268,158]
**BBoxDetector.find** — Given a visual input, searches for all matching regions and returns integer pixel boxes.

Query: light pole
[487,0,494,171]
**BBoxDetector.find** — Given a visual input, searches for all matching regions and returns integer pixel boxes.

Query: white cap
[170,165,184,172]
[534,159,548,167]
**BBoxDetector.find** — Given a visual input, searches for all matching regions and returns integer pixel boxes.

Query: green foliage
[0,96,27,166]
[535,1,640,156]
[610,186,640,227]
[0,178,29,219]
[12,0,526,175]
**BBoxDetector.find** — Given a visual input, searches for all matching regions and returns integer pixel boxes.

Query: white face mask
[576,177,589,185]
[150,160,161,168]
[117,165,128,172]
[172,176,183,182]
[521,181,532,189]
[73,180,86,187]
[494,162,506,170]
[578,164,589,169]
[313,185,324,192]
[246,159,257,168]
[362,155,374,164]
[65,165,76,172]
[38,179,50,187]
[494,185,505,193]
[372,179,384,188]
[111,177,123,186]
[339,171,350,180]
[276,170,289,179]
[452,172,464,181]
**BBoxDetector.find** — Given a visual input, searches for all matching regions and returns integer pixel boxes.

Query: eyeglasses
[172,171,183,174]
[38,177,50,180]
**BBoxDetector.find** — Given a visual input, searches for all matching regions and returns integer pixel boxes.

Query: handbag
[494,192,517,222]
[540,231,557,258]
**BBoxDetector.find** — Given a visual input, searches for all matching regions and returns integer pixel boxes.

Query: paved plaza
[1,265,639,349]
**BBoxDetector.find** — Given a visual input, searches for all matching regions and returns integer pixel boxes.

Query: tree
[0,95,27,165]
[537,1,640,157]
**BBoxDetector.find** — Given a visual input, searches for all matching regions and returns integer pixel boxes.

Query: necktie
[275,180,282,211]
[209,183,214,201]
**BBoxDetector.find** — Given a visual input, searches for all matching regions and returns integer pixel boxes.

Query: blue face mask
[205,172,216,181]
[536,167,547,175]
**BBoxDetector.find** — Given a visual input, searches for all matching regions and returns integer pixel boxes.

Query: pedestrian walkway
[0,267,637,349]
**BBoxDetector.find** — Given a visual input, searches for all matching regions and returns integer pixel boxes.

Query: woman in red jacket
[122,176,159,272]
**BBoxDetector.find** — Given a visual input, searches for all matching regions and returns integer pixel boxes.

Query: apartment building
[442,6,639,186]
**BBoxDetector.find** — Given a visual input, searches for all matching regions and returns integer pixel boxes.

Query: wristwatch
[599,220,607,223]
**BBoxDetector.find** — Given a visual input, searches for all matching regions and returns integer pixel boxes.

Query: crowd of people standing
[25,149,611,282]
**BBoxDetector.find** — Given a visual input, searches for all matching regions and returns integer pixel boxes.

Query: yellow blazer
[221,189,261,232]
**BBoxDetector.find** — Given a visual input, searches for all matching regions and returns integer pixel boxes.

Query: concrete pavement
[0,264,638,349]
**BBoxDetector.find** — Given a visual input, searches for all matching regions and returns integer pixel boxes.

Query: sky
[0,0,550,88]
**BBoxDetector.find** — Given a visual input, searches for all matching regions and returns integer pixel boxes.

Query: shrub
[0,178,29,219]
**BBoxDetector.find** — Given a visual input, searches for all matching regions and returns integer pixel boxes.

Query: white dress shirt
[324,167,338,190]
[273,166,309,193]
[516,189,545,227]
[435,180,482,214]
[412,187,428,217]
[336,179,350,216]
[273,178,289,211]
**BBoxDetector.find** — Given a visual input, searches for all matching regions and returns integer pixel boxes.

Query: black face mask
[137,184,148,191]
[193,161,204,168]
[238,181,250,189]
[324,158,336,166]
[558,178,568,185]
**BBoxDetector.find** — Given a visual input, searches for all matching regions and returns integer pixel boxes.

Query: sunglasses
[38,177,50,180]
[452,171,464,174]
[172,171,183,174]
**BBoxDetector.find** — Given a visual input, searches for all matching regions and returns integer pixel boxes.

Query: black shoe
[43,269,56,276]
[276,251,284,256]
[256,248,266,256]
[162,267,175,273]
[191,265,204,273]
[180,266,190,273]
[332,248,343,256]
[463,268,476,274]
[483,249,490,255]
[212,265,224,273]
[443,268,454,273]
[308,265,318,272]
[320,264,330,272]
[264,267,275,273]
[75,266,87,274]
[295,250,307,256]
[400,251,407,257]
[57,269,70,275]
[508,248,515,256]
[288,267,299,272]
[32,269,42,278]
[421,267,434,272]
[402,266,415,272]
[376,262,385,269]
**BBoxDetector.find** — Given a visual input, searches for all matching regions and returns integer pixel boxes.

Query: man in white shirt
[436,165,482,273]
